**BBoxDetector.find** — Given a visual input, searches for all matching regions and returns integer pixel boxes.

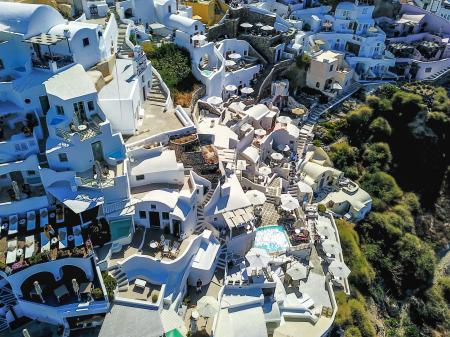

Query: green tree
[391,91,423,122]
[362,142,392,172]
[344,327,362,337]
[346,106,373,129]
[329,142,358,171]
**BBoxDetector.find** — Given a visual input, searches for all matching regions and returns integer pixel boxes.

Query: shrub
[438,276,450,303]
[368,117,392,139]
[344,327,362,337]
[295,53,311,70]
[317,204,326,213]
[378,84,399,99]
[91,288,104,300]
[391,91,423,121]
[346,105,373,131]
[151,293,158,303]
[101,272,117,300]
[362,142,392,172]
[359,172,403,206]
[329,142,358,171]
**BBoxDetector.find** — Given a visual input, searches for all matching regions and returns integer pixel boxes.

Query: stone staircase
[148,77,167,107]
[216,243,228,270]
[423,64,450,83]
[107,264,129,292]
[0,286,17,332]
[114,11,133,59]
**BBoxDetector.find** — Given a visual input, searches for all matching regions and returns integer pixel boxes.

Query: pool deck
[254,225,291,254]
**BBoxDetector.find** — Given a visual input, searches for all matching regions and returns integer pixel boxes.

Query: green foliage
[336,219,375,289]
[438,276,450,303]
[329,142,358,171]
[378,84,400,99]
[344,327,362,337]
[391,91,423,121]
[432,87,450,113]
[395,234,436,289]
[368,117,392,139]
[346,106,373,129]
[102,272,117,300]
[335,292,376,337]
[295,53,311,70]
[91,288,104,300]
[362,142,392,172]
[400,192,421,214]
[410,286,450,328]
[317,204,327,213]
[359,172,402,209]
[145,44,192,89]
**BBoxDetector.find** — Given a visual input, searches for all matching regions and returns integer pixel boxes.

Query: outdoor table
[191,310,200,320]
[17,248,23,257]
[149,241,158,249]
[68,235,74,241]
[19,219,26,225]
[78,125,87,131]
[49,213,55,218]
[135,278,146,289]
[1,223,8,230]
[295,228,301,234]
[51,237,58,245]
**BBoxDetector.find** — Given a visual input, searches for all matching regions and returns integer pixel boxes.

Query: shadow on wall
[373,0,401,18]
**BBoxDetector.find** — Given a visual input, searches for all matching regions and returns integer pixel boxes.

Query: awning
[23,33,66,45]
[47,182,104,214]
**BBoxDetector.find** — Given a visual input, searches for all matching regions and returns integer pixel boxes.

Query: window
[27,170,36,176]
[362,8,368,14]
[136,174,145,181]
[151,205,156,209]
[139,211,146,219]
[24,98,31,104]
[59,153,68,162]
[87,101,95,111]
[83,38,90,47]
[195,25,198,31]
[168,5,171,13]
[0,59,4,70]
[329,65,334,72]
[425,67,432,73]
[56,105,64,115]
[316,82,320,88]
[162,212,169,220]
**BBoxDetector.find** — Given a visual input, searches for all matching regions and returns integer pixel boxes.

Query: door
[73,102,87,123]
[39,96,50,115]
[89,5,98,16]
[172,220,181,237]
[91,141,104,162]
[149,211,160,229]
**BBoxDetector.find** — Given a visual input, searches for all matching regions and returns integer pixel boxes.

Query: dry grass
[174,90,194,107]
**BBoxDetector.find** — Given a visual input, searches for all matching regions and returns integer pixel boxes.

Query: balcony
[56,120,102,142]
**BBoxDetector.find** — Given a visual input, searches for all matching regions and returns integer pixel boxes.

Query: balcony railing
[56,122,102,142]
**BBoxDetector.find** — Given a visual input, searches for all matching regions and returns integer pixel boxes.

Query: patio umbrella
[261,25,274,32]
[315,39,326,46]
[245,190,266,206]
[368,26,378,33]
[22,329,31,337]
[321,239,342,255]
[328,260,351,278]
[241,87,254,95]
[280,194,300,211]
[258,166,272,176]
[207,96,223,106]
[245,248,271,267]
[277,144,290,152]
[197,296,219,318]
[254,129,267,137]
[228,53,242,60]
[165,328,184,337]
[34,281,44,303]
[72,278,80,300]
[332,82,343,90]
[256,22,264,27]
[225,84,237,92]
[225,59,236,67]
[271,152,283,161]
[291,107,305,116]
[277,116,292,124]
[315,223,334,239]
[286,263,308,281]
[192,34,207,41]
[240,22,253,29]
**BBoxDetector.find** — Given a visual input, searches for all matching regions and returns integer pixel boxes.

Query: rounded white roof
[0,3,65,38]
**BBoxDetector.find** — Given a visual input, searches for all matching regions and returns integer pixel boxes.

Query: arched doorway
[20,272,57,301]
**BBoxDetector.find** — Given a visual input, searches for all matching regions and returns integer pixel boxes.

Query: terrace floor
[118,279,161,303]
[0,320,60,337]
[124,98,183,145]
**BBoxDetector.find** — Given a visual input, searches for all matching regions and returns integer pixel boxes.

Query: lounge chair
[40,208,48,228]
[302,298,315,309]
[160,234,165,246]
[163,239,170,255]
[58,228,68,250]
[6,239,17,264]
[40,232,50,252]
[73,225,84,247]
[27,211,36,231]
[25,235,35,259]
[8,215,18,236]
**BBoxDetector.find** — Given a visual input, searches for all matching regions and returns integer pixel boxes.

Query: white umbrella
[192,34,207,41]
[228,53,242,60]
[328,260,351,278]
[277,144,290,152]
[22,329,31,337]
[241,87,254,95]
[225,59,236,67]
[256,22,264,27]
[225,84,237,91]
[316,224,334,239]
[280,194,300,211]
[240,22,253,29]
[245,190,266,206]
[258,166,272,176]
[197,296,219,318]
[286,262,308,281]
[321,239,342,255]
[207,96,223,106]
[34,281,44,303]
[254,129,266,137]
[261,25,274,31]
[246,248,271,267]
[271,152,283,161]
[332,82,343,90]
[277,116,292,124]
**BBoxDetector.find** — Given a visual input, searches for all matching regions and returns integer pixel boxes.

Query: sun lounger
[8,215,18,236]
[25,235,35,259]
[302,298,315,309]
[6,239,17,264]
[40,232,50,252]
[40,208,48,228]
[58,228,68,250]
[163,239,170,255]
[27,211,36,231]
[73,225,84,247]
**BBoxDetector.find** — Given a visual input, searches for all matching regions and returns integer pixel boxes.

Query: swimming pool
[201,69,213,77]
[110,217,133,241]
[254,225,290,253]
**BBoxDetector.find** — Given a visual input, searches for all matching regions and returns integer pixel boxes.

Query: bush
[91,288,104,300]
[295,53,311,70]
[317,204,326,213]
[102,272,117,300]
[362,142,392,172]
[329,142,358,171]
[438,276,450,303]
[359,172,403,207]
[378,84,400,99]
[410,287,449,328]
[344,327,362,337]
[391,91,423,121]
[369,117,392,139]
[346,106,373,129]
[151,293,158,303]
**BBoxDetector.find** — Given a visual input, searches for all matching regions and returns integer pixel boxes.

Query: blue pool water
[254,225,290,253]
[110,218,132,241]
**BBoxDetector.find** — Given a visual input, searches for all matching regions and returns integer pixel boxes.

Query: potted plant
[151,293,158,303]
[317,204,326,213]
[91,288,104,301]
